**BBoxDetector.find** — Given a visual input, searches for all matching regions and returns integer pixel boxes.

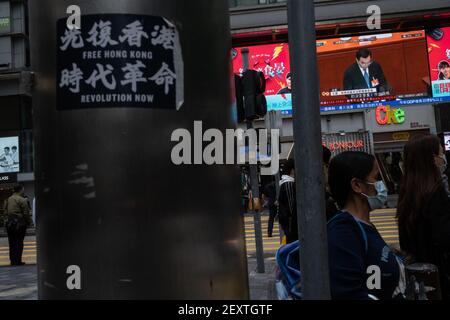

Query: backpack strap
[352,217,369,254]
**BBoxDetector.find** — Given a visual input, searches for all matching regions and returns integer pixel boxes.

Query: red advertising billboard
[427,27,450,97]
[232,43,291,96]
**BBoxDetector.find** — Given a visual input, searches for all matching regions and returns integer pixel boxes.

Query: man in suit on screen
[343,48,389,94]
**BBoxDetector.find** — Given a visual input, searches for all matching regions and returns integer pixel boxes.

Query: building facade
[231,0,450,195]
[0,0,33,201]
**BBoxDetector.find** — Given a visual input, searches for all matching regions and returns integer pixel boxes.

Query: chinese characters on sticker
[57,15,181,110]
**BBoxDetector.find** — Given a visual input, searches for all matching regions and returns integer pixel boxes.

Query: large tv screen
[0,136,20,174]
[444,132,450,152]
[233,29,450,114]
[318,30,432,111]
[427,27,450,98]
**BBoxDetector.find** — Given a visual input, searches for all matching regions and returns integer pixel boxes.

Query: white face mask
[361,180,388,211]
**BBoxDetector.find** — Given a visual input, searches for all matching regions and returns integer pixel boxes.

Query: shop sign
[0,17,9,28]
[376,106,405,125]
[410,122,429,129]
[0,173,17,184]
[0,16,10,34]
[392,132,410,141]
[327,140,365,152]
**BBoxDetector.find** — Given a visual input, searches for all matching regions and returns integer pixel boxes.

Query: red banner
[427,27,450,82]
[232,43,291,96]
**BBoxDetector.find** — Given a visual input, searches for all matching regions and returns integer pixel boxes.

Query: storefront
[320,111,371,155]
[366,104,437,194]
[0,1,34,201]
[322,131,372,156]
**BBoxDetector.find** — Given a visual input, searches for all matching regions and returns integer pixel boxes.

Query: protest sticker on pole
[56,14,184,111]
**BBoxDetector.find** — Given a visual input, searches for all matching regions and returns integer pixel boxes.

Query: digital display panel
[427,27,450,98]
[0,136,20,173]
[233,29,450,115]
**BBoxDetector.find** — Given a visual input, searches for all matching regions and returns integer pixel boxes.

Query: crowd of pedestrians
[271,134,450,300]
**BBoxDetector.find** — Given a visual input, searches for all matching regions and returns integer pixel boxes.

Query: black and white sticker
[56,14,184,110]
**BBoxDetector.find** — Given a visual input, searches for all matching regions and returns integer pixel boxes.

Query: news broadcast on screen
[233,28,450,115]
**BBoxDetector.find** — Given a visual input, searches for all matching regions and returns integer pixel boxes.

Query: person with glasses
[397,135,450,300]
[343,48,389,94]
[327,151,405,300]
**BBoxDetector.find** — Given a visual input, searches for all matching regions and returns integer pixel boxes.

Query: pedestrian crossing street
[370,209,399,247]
[244,208,400,255]
[0,209,399,266]
[0,240,37,267]
[244,215,282,256]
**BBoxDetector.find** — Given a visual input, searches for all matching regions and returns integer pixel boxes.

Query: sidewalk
[247,254,278,300]
[245,210,279,300]
[0,242,278,300]
[0,264,37,300]
[0,260,277,300]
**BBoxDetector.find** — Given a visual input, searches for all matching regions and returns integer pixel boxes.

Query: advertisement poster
[0,136,20,174]
[427,27,450,98]
[232,43,291,96]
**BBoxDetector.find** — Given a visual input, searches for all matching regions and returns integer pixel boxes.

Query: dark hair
[328,151,376,209]
[4,147,9,150]
[356,48,372,60]
[13,184,24,193]
[283,158,295,176]
[323,145,332,165]
[438,60,450,80]
[438,60,450,69]
[286,72,291,80]
[397,135,443,245]
[11,146,17,150]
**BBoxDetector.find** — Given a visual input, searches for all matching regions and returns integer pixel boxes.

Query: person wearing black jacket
[397,135,450,299]
[278,159,297,244]
[3,184,32,266]
[328,151,405,299]
[343,48,389,93]
[277,72,292,95]
[277,148,338,244]
[263,180,277,237]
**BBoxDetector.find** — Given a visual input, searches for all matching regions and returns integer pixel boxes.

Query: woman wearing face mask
[327,151,405,300]
[397,135,450,300]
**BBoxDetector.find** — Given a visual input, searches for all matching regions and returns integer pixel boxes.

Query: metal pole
[266,111,282,243]
[268,111,281,200]
[241,48,265,274]
[30,0,248,299]
[272,114,282,245]
[287,0,331,299]
[249,147,265,274]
